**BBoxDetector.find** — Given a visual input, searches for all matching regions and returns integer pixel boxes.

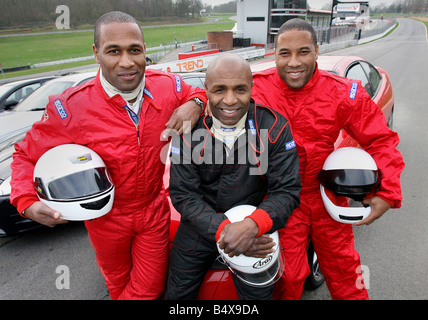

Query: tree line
[371,0,428,14]
[0,0,237,29]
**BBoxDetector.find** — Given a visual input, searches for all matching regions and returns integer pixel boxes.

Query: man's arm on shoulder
[164,74,207,137]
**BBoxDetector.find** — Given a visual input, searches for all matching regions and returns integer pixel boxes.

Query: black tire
[304,240,325,290]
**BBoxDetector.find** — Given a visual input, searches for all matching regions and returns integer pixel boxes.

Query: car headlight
[0,176,11,196]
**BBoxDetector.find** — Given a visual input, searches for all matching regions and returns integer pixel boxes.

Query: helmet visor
[37,167,113,201]
[319,169,378,200]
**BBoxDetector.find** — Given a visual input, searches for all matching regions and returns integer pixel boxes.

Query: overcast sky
[202,0,397,10]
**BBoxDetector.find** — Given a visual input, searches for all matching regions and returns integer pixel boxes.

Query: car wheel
[304,240,325,290]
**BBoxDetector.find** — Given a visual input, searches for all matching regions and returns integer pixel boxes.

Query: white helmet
[217,205,284,287]
[34,144,114,221]
[319,147,378,224]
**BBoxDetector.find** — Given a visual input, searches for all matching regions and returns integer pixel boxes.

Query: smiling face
[205,55,253,126]
[92,22,146,92]
[275,29,319,89]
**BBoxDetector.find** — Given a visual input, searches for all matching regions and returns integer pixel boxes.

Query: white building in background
[236,0,307,46]
[236,1,369,47]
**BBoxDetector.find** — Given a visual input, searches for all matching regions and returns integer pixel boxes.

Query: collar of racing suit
[211,113,247,152]
[201,99,285,155]
[99,67,145,107]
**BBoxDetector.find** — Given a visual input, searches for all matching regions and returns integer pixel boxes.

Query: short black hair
[94,11,143,49]
[275,18,317,48]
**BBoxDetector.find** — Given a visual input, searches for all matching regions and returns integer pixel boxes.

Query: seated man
[165,53,301,300]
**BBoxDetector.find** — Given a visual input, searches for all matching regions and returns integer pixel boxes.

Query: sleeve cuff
[15,195,39,217]
[188,93,207,114]
[188,91,207,103]
[376,193,401,209]
[215,219,231,242]
[246,208,273,237]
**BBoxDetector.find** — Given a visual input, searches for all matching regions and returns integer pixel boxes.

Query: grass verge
[0,20,235,78]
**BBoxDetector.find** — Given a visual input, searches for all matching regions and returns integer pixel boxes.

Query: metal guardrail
[361,18,397,38]
[315,18,397,54]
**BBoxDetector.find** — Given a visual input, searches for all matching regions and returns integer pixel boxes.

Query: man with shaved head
[165,54,301,299]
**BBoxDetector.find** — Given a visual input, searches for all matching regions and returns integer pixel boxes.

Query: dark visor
[38,167,112,201]
[319,169,378,201]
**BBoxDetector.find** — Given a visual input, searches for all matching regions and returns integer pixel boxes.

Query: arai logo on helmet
[253,255,273,269]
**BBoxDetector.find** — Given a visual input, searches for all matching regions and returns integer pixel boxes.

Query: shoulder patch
[248,119,257,135]
[349,82,359,99]
[285,140,296,151]
[174,75,182,93]
[170,145,180,156]
[53,99,68,119]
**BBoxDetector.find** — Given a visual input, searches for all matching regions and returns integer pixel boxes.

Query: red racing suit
[252,64,404,300]
[10,69,205,300]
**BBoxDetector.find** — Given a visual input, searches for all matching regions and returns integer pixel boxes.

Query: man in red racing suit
[10,12,205,300]
[251,19,404,300]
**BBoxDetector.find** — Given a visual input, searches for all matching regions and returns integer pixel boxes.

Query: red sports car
[165,55,394,299]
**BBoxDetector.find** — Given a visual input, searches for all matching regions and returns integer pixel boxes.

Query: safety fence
[316,17,397,54]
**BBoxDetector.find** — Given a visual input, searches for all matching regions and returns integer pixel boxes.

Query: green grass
[143,22,234,47]
[382,21,399,38]
[1,32,94,69]
[0,21,235,70]
[411,18,428,37]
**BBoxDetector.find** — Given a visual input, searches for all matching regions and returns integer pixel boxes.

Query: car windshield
[0,83,15,97]
[13,81,74,112]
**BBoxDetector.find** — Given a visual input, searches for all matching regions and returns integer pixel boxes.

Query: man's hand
[244,234,275,258]
[23,201,68,228]
[217,218,259,257]
[355,196,391,226]
[162,100,201,139]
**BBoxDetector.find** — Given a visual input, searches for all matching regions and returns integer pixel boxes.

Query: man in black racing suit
[165,53,301,300]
